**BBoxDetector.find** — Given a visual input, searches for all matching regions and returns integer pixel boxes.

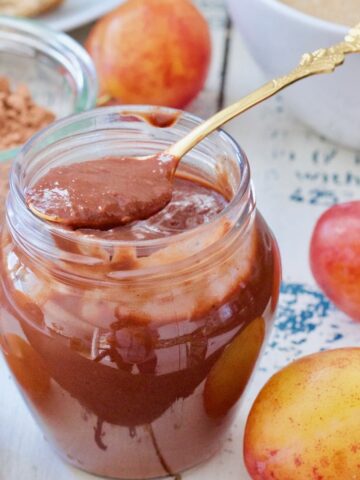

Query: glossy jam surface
[26,154,177,229]
[81,176,228,241]
[0,163,280,479]
[119,110,181,128]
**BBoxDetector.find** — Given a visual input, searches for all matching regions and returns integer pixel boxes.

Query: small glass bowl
[0,16,98,163]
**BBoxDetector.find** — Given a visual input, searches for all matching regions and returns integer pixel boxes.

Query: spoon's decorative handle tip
[167,21,360,161]
[274,50,343,90]
[345,23,360,51]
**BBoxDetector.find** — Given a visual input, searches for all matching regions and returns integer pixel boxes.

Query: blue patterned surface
[259,282,360,378]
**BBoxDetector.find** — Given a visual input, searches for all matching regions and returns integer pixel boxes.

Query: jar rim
[9,106,253,253]
[0,16,98,162]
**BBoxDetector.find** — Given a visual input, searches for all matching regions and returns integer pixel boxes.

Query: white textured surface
[1,1,360,479]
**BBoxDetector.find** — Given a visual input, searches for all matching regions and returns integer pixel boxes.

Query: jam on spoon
[27,23,360,229]
[26,153,177,230]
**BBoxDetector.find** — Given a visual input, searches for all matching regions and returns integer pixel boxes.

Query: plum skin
[310,201,360,321]
[244,348,360,480]
[86,0,211,108]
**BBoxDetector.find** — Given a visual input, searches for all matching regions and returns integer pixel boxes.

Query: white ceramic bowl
[226,0,360,150]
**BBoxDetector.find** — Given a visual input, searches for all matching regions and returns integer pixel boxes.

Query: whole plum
[310,201,360,321]
[86,0,211,108]
[244,348,360,480]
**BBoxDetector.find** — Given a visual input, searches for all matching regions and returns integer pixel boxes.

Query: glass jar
[0,16,98,162]
[0,107,281,479]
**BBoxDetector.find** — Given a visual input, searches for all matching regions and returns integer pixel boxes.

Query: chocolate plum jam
[0,108,281,479]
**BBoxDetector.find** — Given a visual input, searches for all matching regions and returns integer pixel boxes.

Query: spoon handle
[167,23,360,161]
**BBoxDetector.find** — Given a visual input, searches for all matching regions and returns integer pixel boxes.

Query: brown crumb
[0,76,55,151]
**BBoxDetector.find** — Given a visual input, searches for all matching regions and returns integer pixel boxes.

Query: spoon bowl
[27,23,360,229]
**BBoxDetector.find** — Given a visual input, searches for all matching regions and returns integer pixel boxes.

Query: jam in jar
[0,107,281,479]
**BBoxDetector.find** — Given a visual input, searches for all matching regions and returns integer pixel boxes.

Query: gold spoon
[165,22,360,161]
[28,23,360,228]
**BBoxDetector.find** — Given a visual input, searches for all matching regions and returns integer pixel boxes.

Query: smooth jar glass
[0,107,281,479]
[0,16,98,162]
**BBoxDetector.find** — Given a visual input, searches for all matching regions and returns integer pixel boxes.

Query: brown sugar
[0,76,55,151]
[278,0,358,26]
